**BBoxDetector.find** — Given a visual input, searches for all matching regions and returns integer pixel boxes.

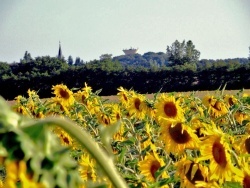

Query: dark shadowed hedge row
[0,57,250,100]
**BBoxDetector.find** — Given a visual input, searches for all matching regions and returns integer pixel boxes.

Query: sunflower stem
[79,103,98,136]
[24,117,128,188]
[230,149,241,168]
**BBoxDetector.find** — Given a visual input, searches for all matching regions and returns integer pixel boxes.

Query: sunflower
[155,94,185,124]
[27,89,38,98]
[117,86,130,107]
[112,104,122,120]
[0,179,3,187]
[245,123,250,134]
[138,152,168,182]
[127,93,148,120]
[82,82,92,94]
[223,94,238,107]
[112,122,125,142]
[14,95,27,105]
[74,83,92,104]
[232,135,250,155]
[86,97,100,115]
[27,89,40,105]
[34,111,45,119]
[198,132,239,184]
[160,122,199,155]
[14,106,29,116]
[211,100,228,117]
[187,101,204,118]
[175,157,208,188]
[202,96,228,118]
[26,99,36,113]
[202,95,216,106]
[48,97,70,114]
[146,106,156,119]
[97,113,112,126]
[53,127,74,148]
[78,154,97,183]
[13,96,29,115]
[5,160,44,187]
[52,84,74,107]
[138,123,157,151]
[195,180,220,188]
[234,111,249,125]
[190,118,207,139]
[74,90,89,104]
[238,158,250,188]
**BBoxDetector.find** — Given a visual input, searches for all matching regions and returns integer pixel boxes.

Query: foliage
[75,57,84,66]
[100,54,113,61]
[67,55,74,66]
[0,96,82,187]
[166,40,200,66]
[113,52,169,68]
[0,49,250,100]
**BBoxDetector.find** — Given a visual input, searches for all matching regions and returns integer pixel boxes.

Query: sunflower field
[0,83,250,188]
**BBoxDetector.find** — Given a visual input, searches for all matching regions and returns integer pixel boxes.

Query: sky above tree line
[0,0,249,63]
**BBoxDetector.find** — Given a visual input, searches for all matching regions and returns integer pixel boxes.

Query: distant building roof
[123,48,138,55]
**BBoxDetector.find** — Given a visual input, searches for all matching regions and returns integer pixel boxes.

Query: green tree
[68,55,74,66]
[184,40,200,63]
[21,51,32,63]
[0,62,11,77]
[75,57,84,66]
[166,40,185,65]
[166,40,200,66]
[100,54,112,61]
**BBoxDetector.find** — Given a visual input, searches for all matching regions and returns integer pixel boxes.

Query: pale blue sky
[0,0,249,63]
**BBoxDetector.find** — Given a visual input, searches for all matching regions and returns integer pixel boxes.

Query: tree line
[0,40,250,100]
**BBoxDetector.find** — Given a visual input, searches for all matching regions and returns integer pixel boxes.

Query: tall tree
[166,40,200,65]
[166,40,185,65]
[184,40,200,63]
[67,55,74,66]
[75,57,84,66]
[21,51,32,63]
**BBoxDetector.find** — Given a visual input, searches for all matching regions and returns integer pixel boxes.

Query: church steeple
[58,41,63,59]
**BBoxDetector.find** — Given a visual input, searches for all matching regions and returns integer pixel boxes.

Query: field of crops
[1,83,250,187]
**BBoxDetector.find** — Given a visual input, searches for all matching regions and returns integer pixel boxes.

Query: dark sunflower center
[59,103,65,111]
[195,127,204,138]
[116,113,121,120]
[19,107,24,114]
[190,107,197,112]
[208,98,212,104]
[212,102,222,111]
[123,94,128,101]
[134,98,141,111]
[59,89,70,99]
[102,116,110,125]
[61,135,70,145]
[243,175,250,188]
[185,163,205,184]
[212,141,227,167]
[169,123,191,144]
[228,98,234,106]
[245,138,250,153]
[150,160,161,179]
[81,95,86,103]
[164,102,177,117]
